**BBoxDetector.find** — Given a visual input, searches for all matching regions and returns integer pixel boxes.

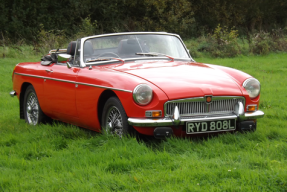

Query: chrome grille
[165,97,245,116]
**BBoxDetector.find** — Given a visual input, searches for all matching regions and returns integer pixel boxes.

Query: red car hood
[108,60,243,100]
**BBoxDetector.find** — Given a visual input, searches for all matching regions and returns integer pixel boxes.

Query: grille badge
[205,95,213,104]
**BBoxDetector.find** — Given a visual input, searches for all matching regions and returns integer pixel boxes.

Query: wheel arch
[97,89,118,125]
[19,82,32,119]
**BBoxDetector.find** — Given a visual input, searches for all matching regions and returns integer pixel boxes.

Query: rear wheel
[23,85,46,125]
[101,97,133,137]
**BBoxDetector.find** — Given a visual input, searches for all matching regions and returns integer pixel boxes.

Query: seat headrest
[118,39,142,55]
[67,41,77,56]
[84,41,94,56]
[118,39,149,56]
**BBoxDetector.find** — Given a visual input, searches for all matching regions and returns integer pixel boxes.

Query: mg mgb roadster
[10,32,264,138]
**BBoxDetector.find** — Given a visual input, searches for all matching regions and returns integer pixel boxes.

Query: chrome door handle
[45,69,53,73]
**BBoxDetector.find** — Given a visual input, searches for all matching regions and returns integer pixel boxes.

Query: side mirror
[58,54,71,63]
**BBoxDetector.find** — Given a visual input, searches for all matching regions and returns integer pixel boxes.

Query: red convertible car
[10,32,264,138]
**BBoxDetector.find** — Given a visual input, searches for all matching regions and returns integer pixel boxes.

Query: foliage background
[1,0,287,42]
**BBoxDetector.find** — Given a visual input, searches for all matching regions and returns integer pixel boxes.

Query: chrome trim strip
[128,110,264,127]
[77,82,132,93]
[10,91,16,97]
[14,72,132,93]
[46,77,74,83]
[15,72,45,79]
[15,72,76,84]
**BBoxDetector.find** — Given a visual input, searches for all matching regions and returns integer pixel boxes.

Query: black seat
[67,41,77,56]
[84,41,94,56]
[118,39,149,57]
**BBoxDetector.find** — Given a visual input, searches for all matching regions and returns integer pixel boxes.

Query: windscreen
[83,34,190,63]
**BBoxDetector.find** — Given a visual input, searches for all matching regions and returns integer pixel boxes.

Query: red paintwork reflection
[109,60,245,100]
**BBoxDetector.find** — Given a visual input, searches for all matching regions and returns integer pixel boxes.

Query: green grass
[1,53,287,191]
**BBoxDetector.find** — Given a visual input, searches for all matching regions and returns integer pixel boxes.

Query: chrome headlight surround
[133,84,153,105]
[243,78,261,99]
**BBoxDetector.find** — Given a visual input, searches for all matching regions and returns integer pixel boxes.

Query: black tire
[101,97,134,137]
[23,85,46,125]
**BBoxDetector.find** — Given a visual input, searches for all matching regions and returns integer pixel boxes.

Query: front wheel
[101,97,133,137]
[23,85,46,125]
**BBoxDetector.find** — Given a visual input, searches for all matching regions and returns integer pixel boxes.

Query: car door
[43,63,80,121]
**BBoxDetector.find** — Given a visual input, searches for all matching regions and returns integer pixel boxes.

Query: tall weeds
[185,26,287,58]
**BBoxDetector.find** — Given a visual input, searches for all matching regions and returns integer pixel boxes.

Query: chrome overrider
[128,101,265,127]
[10,91,16,97]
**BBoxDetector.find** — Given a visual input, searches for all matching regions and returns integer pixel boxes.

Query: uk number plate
[186,119,236,134]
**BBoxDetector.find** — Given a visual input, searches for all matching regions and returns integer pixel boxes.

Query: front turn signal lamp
[145,110,162,117]
[247,105,257,112]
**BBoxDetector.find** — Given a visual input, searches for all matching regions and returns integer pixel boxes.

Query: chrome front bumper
[128,109,265,127]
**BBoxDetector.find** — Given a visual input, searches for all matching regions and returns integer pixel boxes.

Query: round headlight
[133,84,153,105]
[243,78,260,99]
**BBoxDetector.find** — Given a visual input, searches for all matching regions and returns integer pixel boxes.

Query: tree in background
[190,0,287,35]
[0,0,287,43]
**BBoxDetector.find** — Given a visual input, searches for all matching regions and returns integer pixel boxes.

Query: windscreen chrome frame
[79,32,194,68]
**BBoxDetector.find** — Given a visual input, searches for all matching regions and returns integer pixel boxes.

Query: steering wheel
[97,52,120,58]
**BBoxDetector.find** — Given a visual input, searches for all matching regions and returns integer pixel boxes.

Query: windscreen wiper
[86,57,125,63]
[135,52,174,61]
[86,57,113,62]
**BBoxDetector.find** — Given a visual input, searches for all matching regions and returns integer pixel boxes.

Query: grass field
[0,53,287,191]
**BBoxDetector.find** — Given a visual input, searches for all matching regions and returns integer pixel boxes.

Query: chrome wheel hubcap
[26,92,39,125]
[105,106,123,137]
